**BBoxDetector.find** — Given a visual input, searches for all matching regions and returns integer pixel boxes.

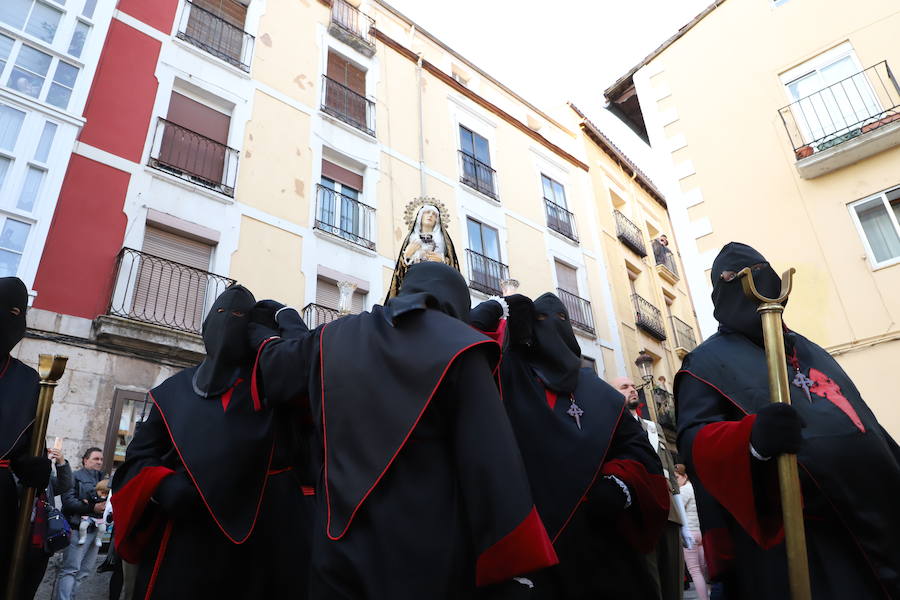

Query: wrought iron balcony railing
[545,199,578,242]
[176,0,254,72]
[107,248,235,334]
[466,249,509,296]
[671,315,697,352]
[779,61,900,160]
[652,242,679,278]
[302,303,341,329]
[321,75,376,136]
[459,150,498,200]
[614,210,647,257]
[329,0,375,54]
[314,184,376,250]
[557,288,594,335]
[148,118,239,196]
[632,293,666,340]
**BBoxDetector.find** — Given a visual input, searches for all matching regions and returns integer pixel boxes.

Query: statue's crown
[403,197,451,228]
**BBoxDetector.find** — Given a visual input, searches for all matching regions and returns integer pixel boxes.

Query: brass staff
[738,267,811,600]
[5,354,68,600]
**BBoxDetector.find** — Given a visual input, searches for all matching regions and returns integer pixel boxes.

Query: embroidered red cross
[807,369,865,433]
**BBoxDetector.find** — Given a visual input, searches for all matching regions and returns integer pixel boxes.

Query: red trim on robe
[267,466,292,475]
[301,485,315,496]
[478,318,507,345]
[250,336,279,411]
[143,519,174,600]
[0,355,10,378]
[692,416,785,550]
[702,526,736,581]
[475,505,558,587]
[112,465,174,563]
[600,458,670,553]
[219,378,243,413]
[0,459,9,468]
[544,388,558,410]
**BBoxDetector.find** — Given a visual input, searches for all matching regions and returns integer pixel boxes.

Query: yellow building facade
[606,0,900,434]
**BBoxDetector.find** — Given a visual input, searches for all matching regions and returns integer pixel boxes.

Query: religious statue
[386,199,460,300]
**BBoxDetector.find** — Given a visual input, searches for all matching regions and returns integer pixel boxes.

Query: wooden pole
[4,354,68,600]
[738,268,811,600]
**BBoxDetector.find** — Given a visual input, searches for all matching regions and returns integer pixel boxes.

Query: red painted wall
[116,0,180,34]
[33,156,129,318]
[78,20,162,162]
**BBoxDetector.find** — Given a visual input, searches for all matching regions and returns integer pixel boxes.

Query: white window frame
[848,185,900,270]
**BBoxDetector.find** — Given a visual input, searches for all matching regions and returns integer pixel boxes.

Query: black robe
[0,356,40,594]
[112,366,313,600]
[477,322,669,599]
[255,305,558,599]
[675,330,900,599]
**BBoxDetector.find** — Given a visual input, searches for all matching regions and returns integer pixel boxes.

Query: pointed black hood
[193,285,256,397]
[711,242,782,346]
[0,277,28,357]
[525,292,581,394]
[385,261,471,324]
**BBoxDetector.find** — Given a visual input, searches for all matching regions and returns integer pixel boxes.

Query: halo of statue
[386,198,460,300]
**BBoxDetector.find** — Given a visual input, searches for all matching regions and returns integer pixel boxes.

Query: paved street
[34,552,113,600]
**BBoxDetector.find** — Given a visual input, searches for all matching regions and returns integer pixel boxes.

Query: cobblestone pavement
[34,552,113,600]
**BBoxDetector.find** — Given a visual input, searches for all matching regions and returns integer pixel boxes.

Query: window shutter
[322,159,363,191]
[326,51,366,96]
[192,0,247,27]
[555,261,578,294]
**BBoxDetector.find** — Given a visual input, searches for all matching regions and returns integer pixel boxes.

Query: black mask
[193,285,256,397]
[386,262,471,324]
[711,242,782,346]
[0,277,28,357]
[526,293,582,394]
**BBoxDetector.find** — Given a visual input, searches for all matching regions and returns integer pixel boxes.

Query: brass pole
[5,354,68,600]
[738,268,811,600]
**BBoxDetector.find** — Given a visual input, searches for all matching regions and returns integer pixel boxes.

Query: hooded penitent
[193,285,257,397]
[0,277,28,357]
[525,293,582,394]
[0,276,39,461]
[384,261,471,324]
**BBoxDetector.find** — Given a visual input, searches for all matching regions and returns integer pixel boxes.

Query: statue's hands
[424,251,444,262]
[404,241,422,258]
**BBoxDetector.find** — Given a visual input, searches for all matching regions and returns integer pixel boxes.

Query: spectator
[676,463,708,600]
[56,447,107,600]
[22,447,73,599]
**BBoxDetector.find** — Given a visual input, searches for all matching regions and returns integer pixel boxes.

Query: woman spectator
[23,447,72,599]
[676,463,709,600]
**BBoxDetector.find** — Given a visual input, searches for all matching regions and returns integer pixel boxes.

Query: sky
[383,0,714,175]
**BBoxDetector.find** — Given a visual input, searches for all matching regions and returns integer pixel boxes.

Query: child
[77,478,109,546]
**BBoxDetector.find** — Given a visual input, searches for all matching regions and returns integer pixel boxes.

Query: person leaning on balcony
[250,261,559,599]
[0,276,52,595]
[468,292,670,600]
[110,285,315,599]
[674,242,900,599]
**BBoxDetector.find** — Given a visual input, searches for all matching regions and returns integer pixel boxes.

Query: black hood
[0,277,28,357]
[193,285,256,397]
[385,261,471,324]
[711,242,782,346]
[526,292,581,394]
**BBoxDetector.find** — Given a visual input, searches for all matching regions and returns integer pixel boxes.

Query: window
[542,174,576,240]
[16,165,43,211]
[0,217,31,277]
[850,186,900,266]
[103,389,148,473]
[459,126,496,199]
[7,44,51,99]
[555,260,578,295]
[178,0,251,70]
[316,159,374,249]
[67,20,89,57]
[82,0,96,19]
[322,51,371,134]
[555,260,594,334]
[466,217,507,295]
[0,0,63,44]
[0,104,26,151]
[0,35,12,74]
[1,38,79,109]
[33,120,55,162]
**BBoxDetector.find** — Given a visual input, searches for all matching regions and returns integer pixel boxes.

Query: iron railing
[302,303,341,329]
[614,210,647,257]
[459,150,498,200]
[466,249,509,296]
[321,75,376,136]
[329,0,375,50]
[176,0,254,72]
[107,248,235,334]
[653,242,679,277]
[779,61,900,160]
[545,199,578,242]
[671,315,697,352]
[557,288,594,335]
[314,184,376,250]
[632,293,666,340]
[148,118,239,196]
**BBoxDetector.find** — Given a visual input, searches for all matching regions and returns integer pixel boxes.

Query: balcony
[614,210,647,257]
[671,315,698,358]
[466,249,509,296]
[557,288,594,335]
[176,1,254,72]
[545,199,578,242]
[148,118,239,197]
[632,293,666,340]
[779,61,900,179]
[321,75,376,136]
[459,151,498,200]
[314,184,376,250]
[302,303,341,329]
[652,242,679,283]
[328,0,376,57]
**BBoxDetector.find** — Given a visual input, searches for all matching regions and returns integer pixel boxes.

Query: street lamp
[634,349,659,423]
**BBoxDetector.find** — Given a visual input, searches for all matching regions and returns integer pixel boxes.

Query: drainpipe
[413,27,426,197]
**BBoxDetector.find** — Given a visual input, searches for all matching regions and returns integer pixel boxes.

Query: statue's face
[421,210,438,228]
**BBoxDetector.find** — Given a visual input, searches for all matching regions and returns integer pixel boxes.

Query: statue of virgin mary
[386,200,460,300]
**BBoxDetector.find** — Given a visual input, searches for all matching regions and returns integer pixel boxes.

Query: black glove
[505,294,534,347]
[11,455,51,489]
[154,472,202,519]
[587,476,629,521]
[751,403,805,458]
[469,299,504,332]
[250,299,285,329]
[275,306,309,338]
[247,321,279,352]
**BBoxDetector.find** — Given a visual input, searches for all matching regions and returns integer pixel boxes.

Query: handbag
[42,498,72,554]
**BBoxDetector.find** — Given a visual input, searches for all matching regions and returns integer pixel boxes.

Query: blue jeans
[55,529,100,600]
